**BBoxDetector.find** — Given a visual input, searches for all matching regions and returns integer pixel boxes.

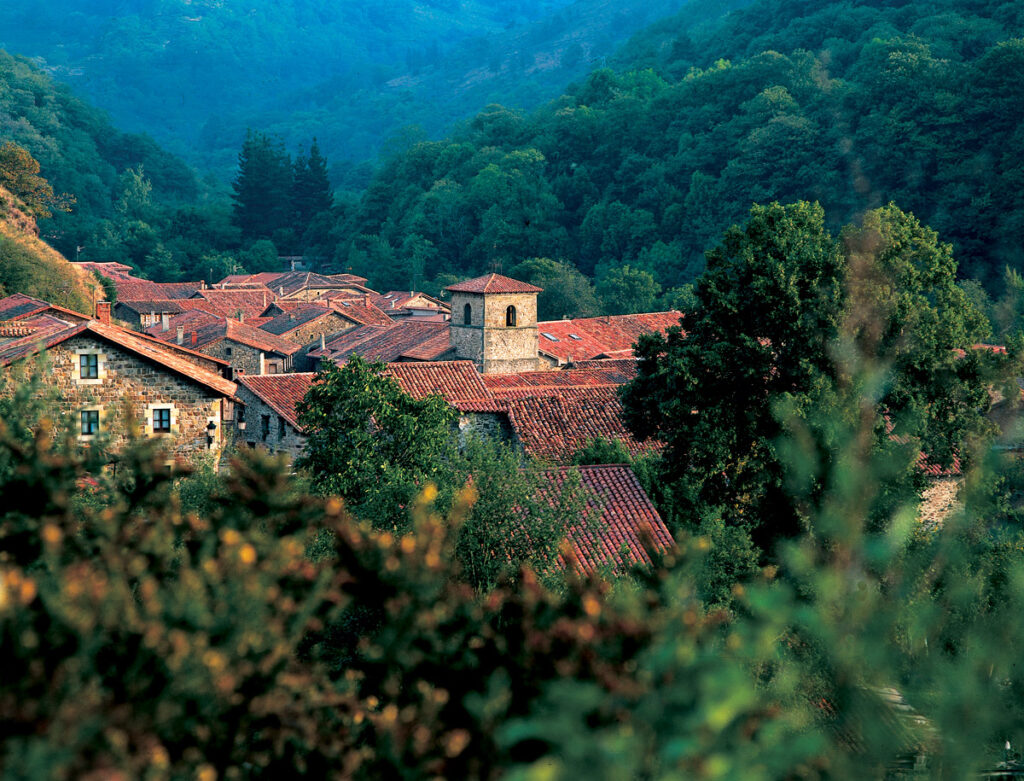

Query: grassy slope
[0,186,100,315]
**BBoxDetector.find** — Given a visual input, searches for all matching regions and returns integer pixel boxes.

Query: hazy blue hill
[0,0,708,179]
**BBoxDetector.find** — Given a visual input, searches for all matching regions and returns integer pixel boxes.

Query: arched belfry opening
[505,305,517,327]
[463,302,472,325]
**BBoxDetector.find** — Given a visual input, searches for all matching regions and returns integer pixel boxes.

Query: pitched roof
[259,305,340,336]
[535,312,683,362]
[174,317,302,355]
[115,299,188,316]
[0,313,76,342]
[371,291,450,315]
[188,288,277,320]
[145,309,222,340]
[238,373,316,430]
[541,465,673,573]
[116,280,203,301]
[0,293,49,321]
[446,273,543,294]
[0,293,90,323]
[329,298,394,327]
[503,386,654,463]
[384,361,493,407]
[0,320,237,398]
[483,364,637,393]
[254,271,370,298]
[312,321,452,364]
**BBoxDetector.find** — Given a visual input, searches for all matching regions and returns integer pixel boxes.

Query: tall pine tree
[231,130,293,245]
[292,138,333,231]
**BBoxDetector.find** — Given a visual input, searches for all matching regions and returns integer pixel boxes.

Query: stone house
[447,274,545,374]
[235,373,314,458]
[147,316,300,376]
[0,306,240,459]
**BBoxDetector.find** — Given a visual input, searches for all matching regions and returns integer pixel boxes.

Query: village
[0,262,690,573]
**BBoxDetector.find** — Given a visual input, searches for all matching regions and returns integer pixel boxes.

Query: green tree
[622,201,846,552]
[596,264,662,315]
[292,138,333,233]
[511,256,600,320]
[0,142,61,219]
[294,356,458,530]
[454,437,592,591]
[231,130,293,244]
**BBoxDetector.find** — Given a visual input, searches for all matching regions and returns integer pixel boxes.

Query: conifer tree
[292,138,332,231]
[231,130,293,243]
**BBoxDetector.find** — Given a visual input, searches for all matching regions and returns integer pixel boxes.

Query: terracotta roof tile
[484,364,637,393]
[238,373,316,430]
[384,361,493,406]
[504,386,654,463]
[152,316,301,355]
[0,319,237,398]
[539,465,673,573]
[535,312,683,362]
[259,305,339,336]
[330,299,394,327]
[446,273,543,294]
[0,293,49,321]
[188,288,277,319]
[311,321,451,364]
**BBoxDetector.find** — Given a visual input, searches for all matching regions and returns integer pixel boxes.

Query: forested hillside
[330,0,1024,294]
[0,0,740,179]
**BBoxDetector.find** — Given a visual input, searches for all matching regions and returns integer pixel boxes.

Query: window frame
[152,407,172,434]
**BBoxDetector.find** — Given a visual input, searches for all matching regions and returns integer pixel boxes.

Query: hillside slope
[329,0,1024,290]
[0,185,101,314]
[0,0,743,177]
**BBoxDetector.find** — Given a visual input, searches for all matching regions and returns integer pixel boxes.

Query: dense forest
[0,0,737,178]
[324,0,1024,301]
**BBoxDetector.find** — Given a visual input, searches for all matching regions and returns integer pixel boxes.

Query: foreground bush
[3,373,1024,777]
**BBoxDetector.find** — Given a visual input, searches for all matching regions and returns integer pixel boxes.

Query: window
[81,410,100,436]
[261,414,270,442]
[80,353,98,380]
[278,415,286,440]
[225,346,233,357]
[463,303,472,325]
[152,407,171,433]
[505,305,517,327]
[541,332,561,342]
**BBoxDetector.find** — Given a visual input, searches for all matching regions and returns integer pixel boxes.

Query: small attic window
[541,332,560,342]
[341,301,351,306]
[569,334,582,340]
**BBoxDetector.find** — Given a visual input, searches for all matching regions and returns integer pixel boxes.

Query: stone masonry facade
[449,291,542,374]
[37,335,227,458]
[234,382,306,459]
[200,340,289,377]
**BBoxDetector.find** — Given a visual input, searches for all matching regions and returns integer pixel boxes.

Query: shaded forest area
[328,0,1024,298]
[0,0,725,178]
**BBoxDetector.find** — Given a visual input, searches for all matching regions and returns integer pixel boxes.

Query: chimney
[239,311,245,323]
[191,331,197,347]
[364,294,371,307]
[279,286,284,296]
[161,312,170,331]
[95,301,111,325]
[176,325,184,345]
[320,333,326,350]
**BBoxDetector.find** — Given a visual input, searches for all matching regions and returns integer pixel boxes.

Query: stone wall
[458,411,513,447]
[201,340,289,377]
[283,313,353,349]
[448,290,542,373]
[234,383,307,460]
[10,334,228,458]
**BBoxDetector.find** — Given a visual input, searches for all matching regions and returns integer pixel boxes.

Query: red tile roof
[540,465,673,573]
[188,288,277,320]
[157,317,301,356]
[484,364,637,393]
[535,312,683,362]
[446,273,543,294]
[504,386,653,463]
[0,319,237,398]
[259,305,339,336]
[0,293,90,323]
[312,321,452,364]
[116,280,203,301]
[145,309,222,340]
[371,291,449,315]
[384,361,493,407]
[329,299,394,327]
[0,314,75,341]
[0,293,49,321]
[238,373,316,430]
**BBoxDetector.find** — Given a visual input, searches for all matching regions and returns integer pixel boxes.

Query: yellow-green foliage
[4,352,1024,777]
[0,184,97,313]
